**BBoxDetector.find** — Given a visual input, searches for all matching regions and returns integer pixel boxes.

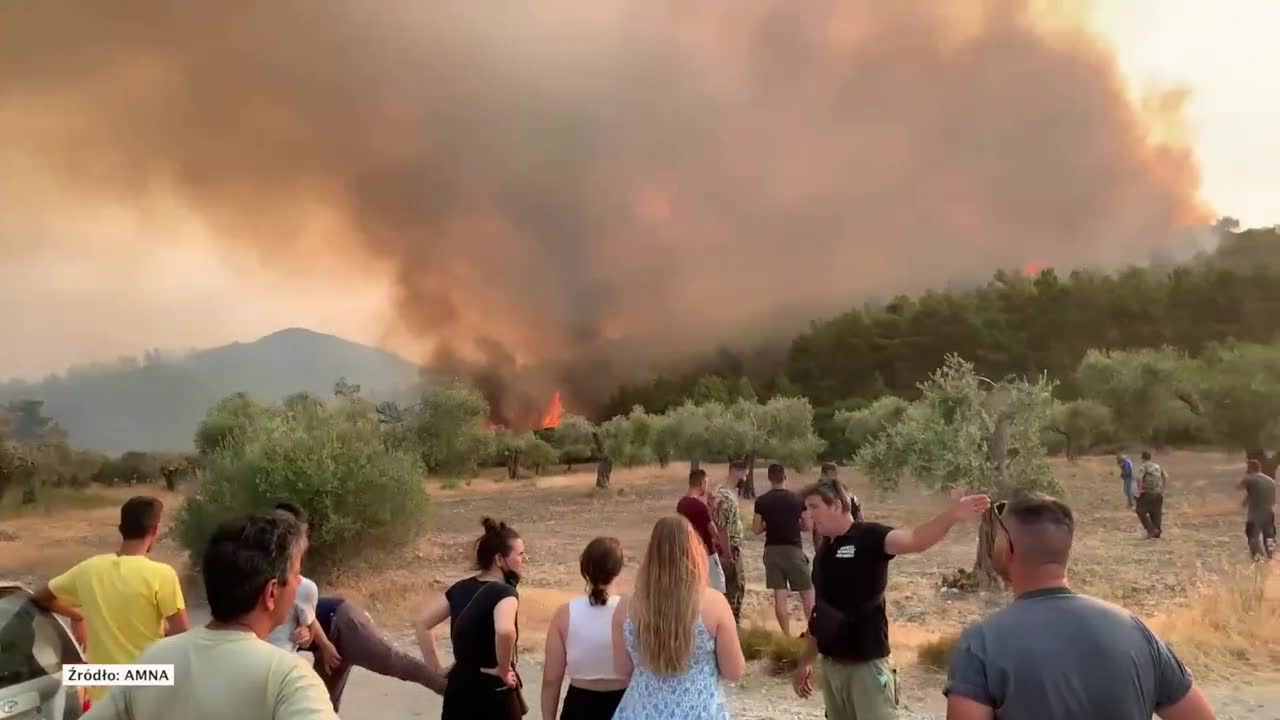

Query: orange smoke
[539,391,564,430]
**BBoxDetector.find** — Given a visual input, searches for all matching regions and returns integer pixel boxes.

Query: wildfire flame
[540,390,564,430]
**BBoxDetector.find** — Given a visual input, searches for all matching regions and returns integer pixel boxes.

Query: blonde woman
[611,516,745,719]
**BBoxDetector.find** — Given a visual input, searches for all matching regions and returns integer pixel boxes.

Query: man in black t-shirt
[793,479,989,720]
[752,463,815,637]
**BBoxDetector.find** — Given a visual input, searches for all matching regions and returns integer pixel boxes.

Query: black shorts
[560,685,626,720]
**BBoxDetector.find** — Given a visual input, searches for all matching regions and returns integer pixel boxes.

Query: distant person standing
[1239,459,1276,561]
[83,512,337,720]
[1135,451,1168,538]
[752,464,815,637]
[34,496,189,708]
[794,479,989,720]
[677,468,727,592]
[944,494,1216,720]
[1116,454,1136,509]
[713,462,747,622]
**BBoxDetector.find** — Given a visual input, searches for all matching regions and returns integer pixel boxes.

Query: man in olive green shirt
[1135,451,1168,539]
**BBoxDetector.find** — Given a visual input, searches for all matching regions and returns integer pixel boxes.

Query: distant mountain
[0,328,422,453]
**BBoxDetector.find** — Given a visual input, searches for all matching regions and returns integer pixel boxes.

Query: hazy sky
[1,2,1277,382]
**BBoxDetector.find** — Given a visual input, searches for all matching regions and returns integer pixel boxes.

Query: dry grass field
[3,449,1278,716]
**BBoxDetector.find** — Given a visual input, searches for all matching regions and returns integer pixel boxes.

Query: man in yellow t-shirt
[34,496,189,704]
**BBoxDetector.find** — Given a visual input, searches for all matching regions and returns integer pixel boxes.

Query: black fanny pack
[809,593,884,650]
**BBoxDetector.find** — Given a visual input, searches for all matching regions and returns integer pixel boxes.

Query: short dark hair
[475,517,521,572]
[202,513,304,622]
[580,537,624,607]
[729,460,748,472]
[1248,459,1262,474]
[800,478,852,513]
[272,501,307,525]
[688,468,707,488]
[1141,451,1152,461]
[119,496,163,540]
[1003,493,1075,566]
[767,463,785,483]
[820,462,838,476]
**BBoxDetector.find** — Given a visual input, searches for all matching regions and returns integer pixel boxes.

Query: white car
[0,583,85,720]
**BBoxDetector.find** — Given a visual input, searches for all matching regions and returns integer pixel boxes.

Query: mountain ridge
[0,328,422,453]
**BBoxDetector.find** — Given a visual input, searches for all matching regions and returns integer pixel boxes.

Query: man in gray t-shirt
[1239,459,1276,560]
[944,494,1216,720]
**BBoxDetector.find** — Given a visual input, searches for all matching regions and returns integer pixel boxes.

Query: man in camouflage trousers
[1135,451,1168,539]
[715,460,748,622]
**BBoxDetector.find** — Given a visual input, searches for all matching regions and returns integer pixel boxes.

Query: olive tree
[1047,399,1115,461]
[1189,342,1280,477]
[549,414,596,471]
[179,392,428,577]
[594,406,658,488]
[387,380,494,479]
[831,396,909,461]
[857,355,1058,588]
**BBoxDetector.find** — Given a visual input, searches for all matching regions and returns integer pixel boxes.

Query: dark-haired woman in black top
[416,517,528,719]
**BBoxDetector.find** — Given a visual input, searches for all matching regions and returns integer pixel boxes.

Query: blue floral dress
[612,617,731,719]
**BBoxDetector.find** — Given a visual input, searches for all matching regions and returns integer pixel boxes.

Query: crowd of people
[26,454,1254,719]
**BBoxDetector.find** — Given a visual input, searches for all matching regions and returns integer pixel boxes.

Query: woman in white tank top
[542,537,628,719]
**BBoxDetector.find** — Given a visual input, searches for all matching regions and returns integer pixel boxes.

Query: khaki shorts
[763,544,812,591]
[820,656,899,720]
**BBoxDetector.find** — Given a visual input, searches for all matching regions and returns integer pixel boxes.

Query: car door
[0,585,85,720]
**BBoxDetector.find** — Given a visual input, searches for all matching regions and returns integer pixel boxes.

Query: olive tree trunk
[971,413,1014,589]
[592,432,612,489]
[595,458,613,489]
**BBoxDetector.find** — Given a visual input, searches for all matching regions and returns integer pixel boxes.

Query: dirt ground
[2,449,1277,718]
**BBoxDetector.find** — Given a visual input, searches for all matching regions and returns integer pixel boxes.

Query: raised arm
[415,595,452,674]
[885,494,989,556]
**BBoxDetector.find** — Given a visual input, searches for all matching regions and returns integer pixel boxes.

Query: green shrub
[739,625,774,661]
[917,631,961,671]
[765,633,807,675]
[737,625,808,676]
[178,395,429,578]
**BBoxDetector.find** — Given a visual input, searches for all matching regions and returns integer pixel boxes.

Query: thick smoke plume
[0,1,1207,424]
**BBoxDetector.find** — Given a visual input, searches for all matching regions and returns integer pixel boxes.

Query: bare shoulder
[699,587,731,629]
[551,601,570,629]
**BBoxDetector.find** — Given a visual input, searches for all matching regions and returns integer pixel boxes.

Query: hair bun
[481,517,502,534]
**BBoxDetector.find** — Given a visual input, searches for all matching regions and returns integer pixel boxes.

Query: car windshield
[0,586,80,690]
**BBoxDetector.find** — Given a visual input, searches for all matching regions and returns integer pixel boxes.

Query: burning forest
[0,1,1209,425]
